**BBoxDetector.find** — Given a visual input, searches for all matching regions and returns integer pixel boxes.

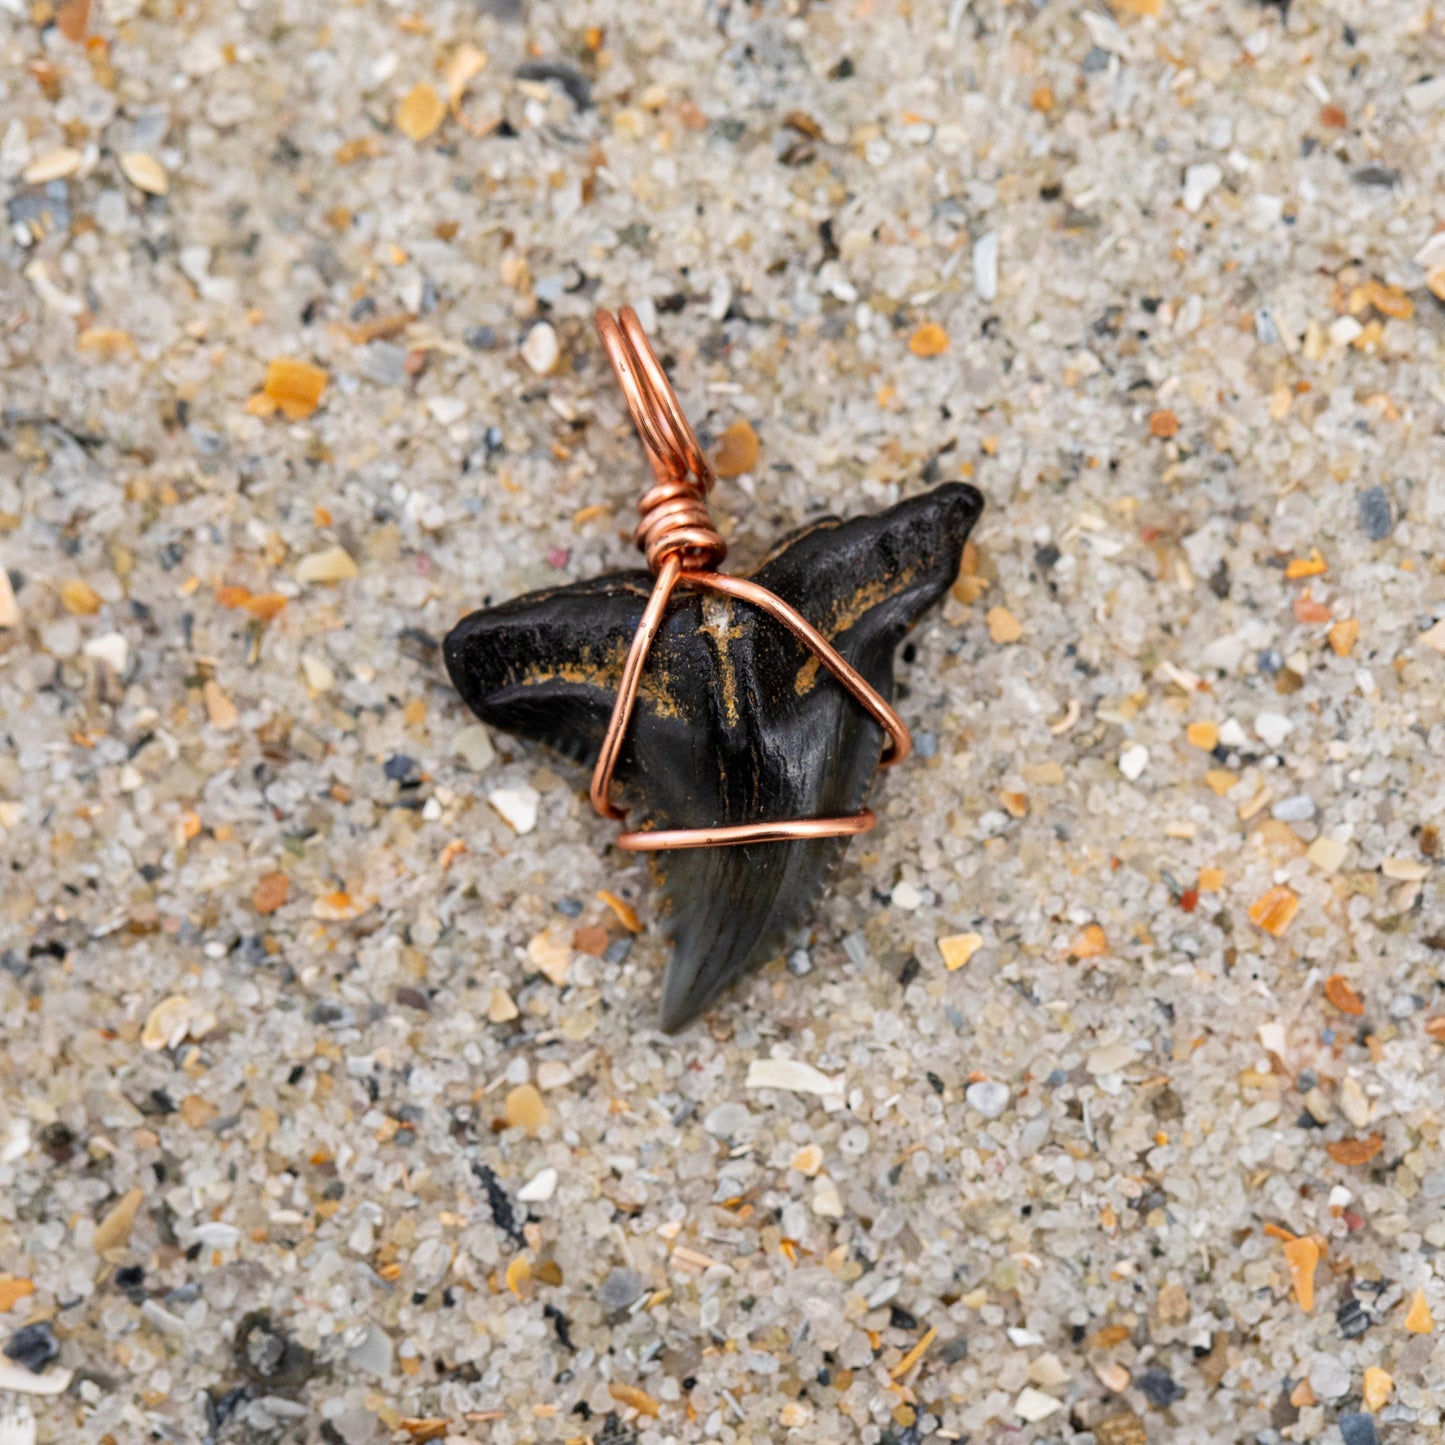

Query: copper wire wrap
[589,306,911,851]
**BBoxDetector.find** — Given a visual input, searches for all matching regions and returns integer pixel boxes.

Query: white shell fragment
[488,784,540,834]
[746,1058,844,1098]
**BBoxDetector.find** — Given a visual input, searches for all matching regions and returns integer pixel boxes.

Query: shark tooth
[444,482,982,1030]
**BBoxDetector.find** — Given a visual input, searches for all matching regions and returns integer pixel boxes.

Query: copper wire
[590,306,910,850]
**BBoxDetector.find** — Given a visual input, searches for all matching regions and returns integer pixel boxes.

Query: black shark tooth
[444,481,982,1030]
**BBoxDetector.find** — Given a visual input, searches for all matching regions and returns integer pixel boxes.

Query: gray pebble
[141,1299,188,1336]
[346,1322,393,1378]
[361,342,409,387]
[597,1267,644,1312]
[702,1101,753,1138]
[1308,1352,1350,1400]
[1339,1413,1380,1445]
[1270,794,1316,822]
[1357,485,1393,541]
[966,1080,1011,1119]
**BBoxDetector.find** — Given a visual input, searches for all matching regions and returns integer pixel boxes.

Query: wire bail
[590,306,910,850]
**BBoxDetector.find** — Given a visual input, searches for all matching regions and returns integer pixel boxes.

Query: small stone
[703,1101,754,1138]
[517,1167,558,1203]
[1118,744,1149,781]
[908,322,949,357]
[965,1080,1010,1119]
[1254,711,1293,748]
[119,151,169,195]
[252,873,289,915]
[1339,1414,1380,1445]
[142,994,194,1051]
[986,606,1022,644]
[1338,1076,1371,1129]
[1405,73,1445,111]
[1329,618,1360,657]
[1156,1283,1190,1322]
[536,1060,570,1090]
[1381,856,1428,881]
[0,1279,35,1312]
[61,579,102,615]
[937,932,982,971]
[1418,618,1445,653]
[487,988,519,1023]
[82,631,129,673]
[1308,836,1347,873]
[300,653,334,693]
[396,82,446,141]
[1137,1365,1184,1407]
[1182,162,1221,212]
[790,1144,823,1176]
[778,1401,812,1428]
[1248,885,1299,937]
[608,1383,659,1418]
[1404,1288,1434,1333]
[295,545,357,583]
[23,147,83,184]
[1271,794,1316,822]
[1324,975,1365,1016]
[503,1084,548,1134]
[1218,717,1249,747]
[811,1175,843,1218]
[425,395,467,426]
[1028,1352,1068,1388]
[1087,1042,1137,1075]
[453,723,496,772]
[346,1322,393,1379]
[1014,1386,1062,1422]
[361,341,409,387]
[890,880,923,909]
[1330,315,1364,347]
[1093,1412,1147,1445]
[204,679,238,730]
[1356,486,1393,540]
[1361,1366,1392,1411]
[1185,720,1218,750]
[488,784,540,834]
[93,1187,144,1252]
[597,1267,644,1313]
[1258,1021,1287,1057]
[521,321,560,375]
[973,231,999,301]
[1308,1352,1350,1400]
[940,1335,970,1366]
[714,419,760,477]
[526,927,572,985]
[3,1321,59,1374]
[141,1299,188,1336]
[1337,1295,1371,1339]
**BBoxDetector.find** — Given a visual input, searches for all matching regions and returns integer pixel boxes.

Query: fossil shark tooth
[444,481,983,1030]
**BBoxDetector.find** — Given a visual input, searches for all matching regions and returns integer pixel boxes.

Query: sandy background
[2,0,1445,1442]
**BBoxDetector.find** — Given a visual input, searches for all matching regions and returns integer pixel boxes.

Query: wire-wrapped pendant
[445,308,982,1029]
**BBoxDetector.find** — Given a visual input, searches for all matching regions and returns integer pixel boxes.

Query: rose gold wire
[589,306,910,851]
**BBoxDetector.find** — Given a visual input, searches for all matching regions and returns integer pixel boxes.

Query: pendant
[445,307,982,1029]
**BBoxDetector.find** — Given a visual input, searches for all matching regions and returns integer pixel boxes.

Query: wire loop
[590,307,910,850]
